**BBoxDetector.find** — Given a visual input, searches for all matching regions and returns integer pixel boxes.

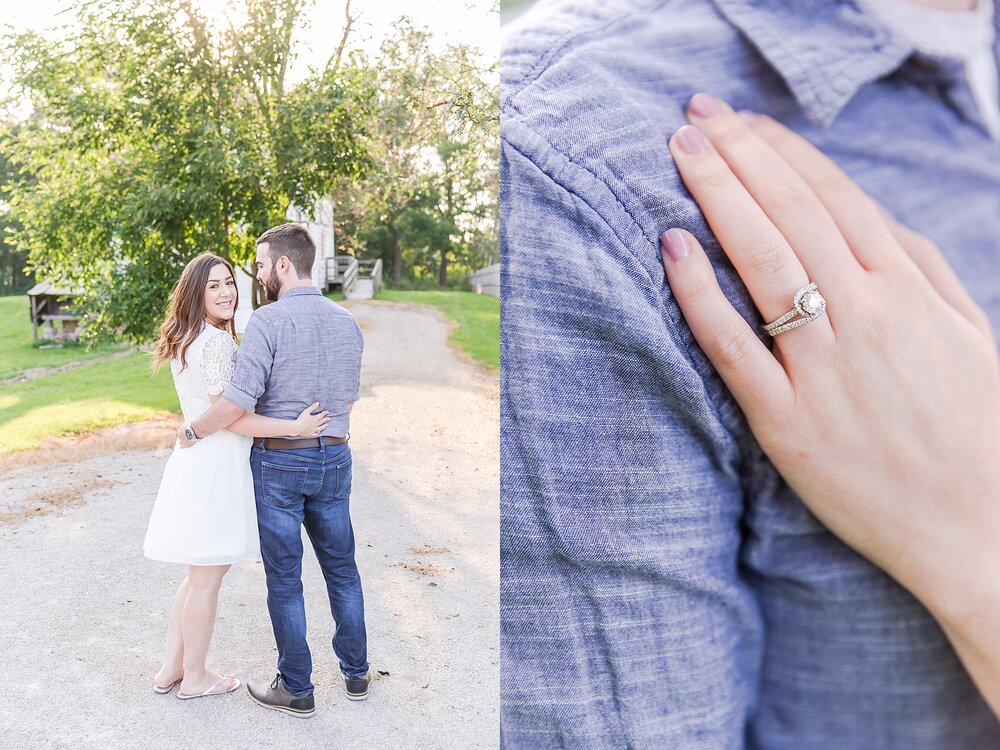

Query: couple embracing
[142,223,369,717]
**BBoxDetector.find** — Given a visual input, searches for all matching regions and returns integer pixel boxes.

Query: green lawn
[0,353,179,453]
[375,289,500,372]
[0,295,126,381]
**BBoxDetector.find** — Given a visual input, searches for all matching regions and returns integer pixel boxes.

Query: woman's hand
[293,402,330,437]
[659,93,1000,630]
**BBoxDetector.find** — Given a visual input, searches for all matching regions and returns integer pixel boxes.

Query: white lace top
[170,323,239,422]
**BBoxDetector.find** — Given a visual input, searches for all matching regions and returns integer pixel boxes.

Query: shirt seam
[506,0,672,98]
[503,117,741,452]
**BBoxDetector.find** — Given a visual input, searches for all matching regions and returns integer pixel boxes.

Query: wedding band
[763,282,826,337]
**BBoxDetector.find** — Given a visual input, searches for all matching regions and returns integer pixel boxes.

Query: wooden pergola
[26,281,81,341]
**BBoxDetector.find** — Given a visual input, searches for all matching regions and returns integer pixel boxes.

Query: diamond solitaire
[764,282,827,337]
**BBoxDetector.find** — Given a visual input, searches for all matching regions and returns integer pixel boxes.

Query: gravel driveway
[0,300,499,749]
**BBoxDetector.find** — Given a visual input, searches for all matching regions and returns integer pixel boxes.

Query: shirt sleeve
[351,318,363,402]
[224,312,274,412]
[199,330,237,396]
[500,126,762,747]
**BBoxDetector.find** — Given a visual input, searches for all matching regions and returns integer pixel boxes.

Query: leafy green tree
[332,17,498,288]
[2,0,372,340]
[0,127,33,295]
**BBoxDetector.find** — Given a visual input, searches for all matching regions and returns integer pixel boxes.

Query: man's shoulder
[503,0,740,140]
[244,303,279,333]
[502,0,747,241]
[307,294,359,328]
[317,295,356,318]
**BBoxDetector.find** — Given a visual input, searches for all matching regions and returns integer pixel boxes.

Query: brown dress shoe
[246,673,316,718]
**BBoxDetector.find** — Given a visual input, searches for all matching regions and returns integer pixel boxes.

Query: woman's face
[203,263,237,325]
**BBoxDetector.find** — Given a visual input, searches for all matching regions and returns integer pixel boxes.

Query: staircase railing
[356,259,383,296]
[341,257,359,296]
[326,256,360,296]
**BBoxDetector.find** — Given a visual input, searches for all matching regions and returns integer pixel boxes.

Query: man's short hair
[256,223,316,279]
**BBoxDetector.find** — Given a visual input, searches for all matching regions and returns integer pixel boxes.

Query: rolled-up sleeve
[225,313,274,412]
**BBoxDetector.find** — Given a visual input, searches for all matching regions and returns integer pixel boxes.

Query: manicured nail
[737,109,763,124]
[660,228,689,262]
[675,125,712,155]
[688,92,725,118]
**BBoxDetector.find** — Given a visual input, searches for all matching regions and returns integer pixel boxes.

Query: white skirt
[143,430,260,565]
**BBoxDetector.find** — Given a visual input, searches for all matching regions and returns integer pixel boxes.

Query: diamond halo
[793,283,826,317]
[763,282,827,337]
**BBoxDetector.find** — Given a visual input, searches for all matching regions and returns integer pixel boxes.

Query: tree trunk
[440,173,454,288]
[392,227,403,286]
[438,247,448,287]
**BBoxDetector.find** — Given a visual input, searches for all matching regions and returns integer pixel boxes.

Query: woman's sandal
[176,675,241,700]
[153,677,184,694]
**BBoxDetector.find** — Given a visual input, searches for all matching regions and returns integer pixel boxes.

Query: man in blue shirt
[501,0,1000,746]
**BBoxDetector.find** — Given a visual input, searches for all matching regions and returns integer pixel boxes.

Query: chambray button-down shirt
[224,286,363,437]
[501,0,1000,748]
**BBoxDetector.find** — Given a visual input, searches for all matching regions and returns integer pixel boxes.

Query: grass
[375,289,499,372]
[0,295,126,381]
[0,353,179,453]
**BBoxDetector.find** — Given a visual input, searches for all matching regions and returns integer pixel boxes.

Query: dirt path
[0,300,499,749]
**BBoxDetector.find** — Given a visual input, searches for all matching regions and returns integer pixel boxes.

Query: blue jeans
[250,442,369,696]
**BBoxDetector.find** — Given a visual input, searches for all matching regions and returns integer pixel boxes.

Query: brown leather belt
[253,435,349,450]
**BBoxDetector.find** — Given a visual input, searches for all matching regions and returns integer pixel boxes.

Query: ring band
[763,282,826,337]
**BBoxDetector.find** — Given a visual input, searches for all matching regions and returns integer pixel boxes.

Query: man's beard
[262,266,281,302]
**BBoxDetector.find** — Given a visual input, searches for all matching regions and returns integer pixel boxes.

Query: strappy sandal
[177,675,241,700]
[153,676,183,694]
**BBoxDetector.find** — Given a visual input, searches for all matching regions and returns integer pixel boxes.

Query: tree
[331,18,498,288]
[0,126,33,295]
[1,0,373,340]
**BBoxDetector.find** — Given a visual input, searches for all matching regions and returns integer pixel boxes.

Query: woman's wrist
[903,480,1000,630]
[183,421,201,442]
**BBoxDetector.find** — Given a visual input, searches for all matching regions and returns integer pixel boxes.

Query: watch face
[185,428,195,441]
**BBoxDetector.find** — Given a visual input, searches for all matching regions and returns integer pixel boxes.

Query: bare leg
[178,563,236,695]
[154,575,189,688]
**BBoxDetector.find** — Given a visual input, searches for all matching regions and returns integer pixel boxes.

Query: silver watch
[183,422,199,442]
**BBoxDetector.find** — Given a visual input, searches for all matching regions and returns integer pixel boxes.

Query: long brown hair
[151,252,238,373]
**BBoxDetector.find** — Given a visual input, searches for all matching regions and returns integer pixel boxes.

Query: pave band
[763,282,826,337]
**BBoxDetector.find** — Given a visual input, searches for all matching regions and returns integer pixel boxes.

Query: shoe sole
[177,678,241,700]
[153,677,183,695]
[345,690,369,701]
[246,683,316,718]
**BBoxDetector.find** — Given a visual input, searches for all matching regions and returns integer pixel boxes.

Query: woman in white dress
[144,252,329,699]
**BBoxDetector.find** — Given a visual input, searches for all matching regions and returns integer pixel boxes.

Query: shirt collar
[709,0,921,127]
[280,285,322,299]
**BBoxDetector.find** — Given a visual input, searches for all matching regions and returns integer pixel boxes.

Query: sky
[1,0,499,112]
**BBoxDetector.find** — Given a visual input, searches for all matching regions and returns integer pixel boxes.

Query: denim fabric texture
[225,286,363,437]
[251,441,369,695]
[500,0,1000,747]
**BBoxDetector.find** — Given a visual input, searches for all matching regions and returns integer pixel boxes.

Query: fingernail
[660,228,689,262]
[688,92,725,118]
[675,125,712,155]
[737,109,763,124]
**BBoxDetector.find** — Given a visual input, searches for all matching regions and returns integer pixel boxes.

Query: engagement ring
[764,282,826,336]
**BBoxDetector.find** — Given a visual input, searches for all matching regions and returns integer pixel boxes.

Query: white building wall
[234,267,254,335]
[470,263,500,299]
